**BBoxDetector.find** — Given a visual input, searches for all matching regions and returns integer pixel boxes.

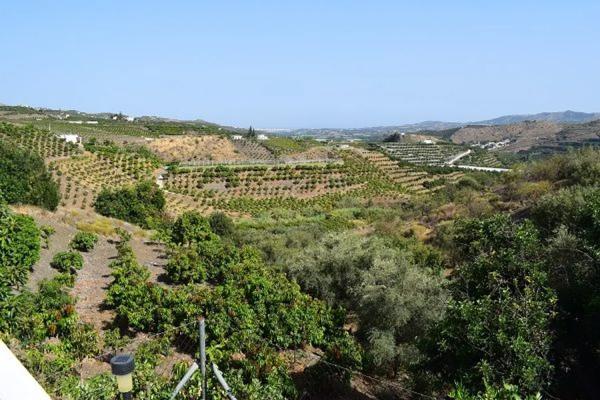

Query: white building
[57,134,82,145]
[257,134,269,141]
[232,135,243,140]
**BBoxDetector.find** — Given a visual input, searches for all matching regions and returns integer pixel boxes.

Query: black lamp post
[110,353,135,400]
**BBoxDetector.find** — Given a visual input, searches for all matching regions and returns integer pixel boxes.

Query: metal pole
[199,318,207,400]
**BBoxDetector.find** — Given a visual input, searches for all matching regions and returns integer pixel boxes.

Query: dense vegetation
[94,181,165,227]
[106,212,360,399]
[1,110,600,399]
[0,124,60,209]
[0,199,40,320]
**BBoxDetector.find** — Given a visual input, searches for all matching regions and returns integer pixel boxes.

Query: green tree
[170,211,218,246]
[289,232,447,375]
[429,215,556,394]
[0,136,59,210]
[209,211,235,237]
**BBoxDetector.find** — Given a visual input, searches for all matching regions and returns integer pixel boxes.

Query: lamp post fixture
[110,353,135,400]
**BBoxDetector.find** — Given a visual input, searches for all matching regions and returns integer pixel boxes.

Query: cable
[316,358,437,400]
[240,329,438,400]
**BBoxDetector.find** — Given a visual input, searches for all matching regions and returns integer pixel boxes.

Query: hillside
[476,110,600,125]
[1,106,600,399]
[283,110,600,141]
[450,119,600,154]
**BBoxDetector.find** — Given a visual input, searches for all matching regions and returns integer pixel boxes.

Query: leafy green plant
[50,251,84,274]
[429,215,556,395]
[40,225,56,249]
[94,181,165,227]
[69,231,98,252]
[0,202,40,292]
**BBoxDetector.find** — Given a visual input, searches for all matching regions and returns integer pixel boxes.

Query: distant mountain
[285,121,463,140]
[475,110,600,125]
[284,111,600,140]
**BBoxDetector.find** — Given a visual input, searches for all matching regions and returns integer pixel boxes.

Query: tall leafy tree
[429,215,556,394]
[0,138,59,210]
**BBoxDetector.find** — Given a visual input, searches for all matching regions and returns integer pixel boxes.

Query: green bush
[50,251,84,274]
[94,181,165,228]
[69,231,98,252]
[208,211,235,237]
[429,215,556,394]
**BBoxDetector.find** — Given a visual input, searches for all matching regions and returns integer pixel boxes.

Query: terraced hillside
[353,148,464,194]
[147,135,246,163]
[0,120,480,217]
[232,138,275,161]
[0,123,81,159]
[379,142,466,166]
[49,151,159,209]
[458,150,503,168]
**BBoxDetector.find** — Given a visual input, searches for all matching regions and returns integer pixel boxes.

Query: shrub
[209,211,235,237]
[40,225,56,249]
[170,211,218,246]
[51,251,84,274]
[69,231,99,252]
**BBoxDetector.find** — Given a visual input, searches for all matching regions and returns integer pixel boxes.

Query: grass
[75,217,120,236]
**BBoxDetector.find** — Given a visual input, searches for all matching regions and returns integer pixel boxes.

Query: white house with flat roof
[57,133,82,145]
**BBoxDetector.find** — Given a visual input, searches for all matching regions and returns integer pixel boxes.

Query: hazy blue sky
[1,1,599,128]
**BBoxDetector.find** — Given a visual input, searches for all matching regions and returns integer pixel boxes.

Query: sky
[1,1,599,128]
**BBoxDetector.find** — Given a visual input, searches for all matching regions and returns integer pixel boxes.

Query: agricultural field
[146,135,246,163]
[379,142,467,166]
[458,149,504,167]
[0,122,81,159]
[49,151,159,209]
[0,120,479,217]
[231,138,276,161]
[7,114,598,400]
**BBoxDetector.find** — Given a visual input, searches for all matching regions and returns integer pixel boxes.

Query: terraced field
[352,148,465,194]
[458,150,503,168]
[0,123,81,159]
[231,138,275,161]
[49,152,159,209]
[380,142,466,166]
[147,135,245,163]
[0,121,475,215]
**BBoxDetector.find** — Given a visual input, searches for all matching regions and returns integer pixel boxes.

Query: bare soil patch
[147,135,244,163]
